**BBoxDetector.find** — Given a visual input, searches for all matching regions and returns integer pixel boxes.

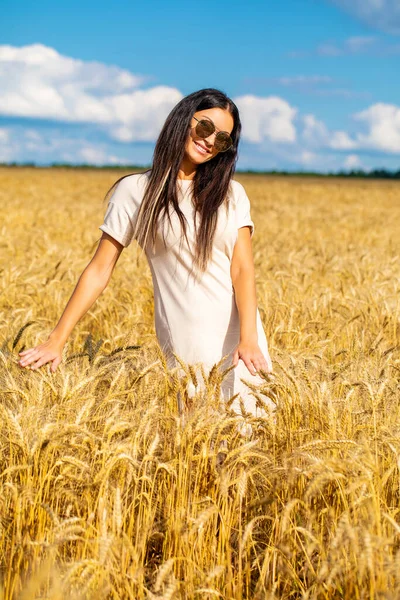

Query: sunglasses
[192,116,233,152]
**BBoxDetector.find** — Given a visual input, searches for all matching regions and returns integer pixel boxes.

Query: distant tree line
[1,162,400,180]
[240,168,400,179]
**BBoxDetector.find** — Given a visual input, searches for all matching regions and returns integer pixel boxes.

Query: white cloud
[0,127,9,143]
[201,97,400,158]
[75,147,132,165]
[0,127,13,161]
[286,50,310,59]
[108,87,184,142]
[294,34,400,58]
[1,43,400,170]
[345,36,376,52]
[78,147,111,165]
[0,125,150,166]
[234,95,297,143]
[277,75,333,85]
[344,154,362,168]
[0,43,183,142]
[317,35,378,56]
[302,114,329,145]
[302,114,358,150]
[299,151,317,165]
[330,0,400,34]
[276,78,370,100]
[312,88,371,99]
[330,131,358,150]
[354,102,400,152]
[0,44,301,153]
[302,102,400,154]
[317,43,343,56]
[243,75,368,99]
[25,129,42,142]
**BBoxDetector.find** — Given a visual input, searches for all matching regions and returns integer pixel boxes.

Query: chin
[186,151,209,165]
[193,154,210,165]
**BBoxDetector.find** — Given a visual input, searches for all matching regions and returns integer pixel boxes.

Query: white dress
[99,172,273,416]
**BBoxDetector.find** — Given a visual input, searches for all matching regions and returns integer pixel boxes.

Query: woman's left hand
[232,339,273,376]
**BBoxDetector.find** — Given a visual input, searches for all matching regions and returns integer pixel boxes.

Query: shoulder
[114,171,149,194]
[229,179,250,206]
[230,179,246,193]
[109,171,149,207]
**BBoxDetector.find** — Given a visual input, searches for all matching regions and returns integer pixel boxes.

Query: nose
[203,132,216,147]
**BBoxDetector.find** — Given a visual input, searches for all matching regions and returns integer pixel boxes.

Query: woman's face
[184,107,235,165]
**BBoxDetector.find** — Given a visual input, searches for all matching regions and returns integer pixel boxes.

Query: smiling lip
[194,140,210,155]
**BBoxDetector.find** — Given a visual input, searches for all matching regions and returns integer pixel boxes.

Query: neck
[178,156,197,180]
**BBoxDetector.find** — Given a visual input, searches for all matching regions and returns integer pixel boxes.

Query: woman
[18,88,273,416]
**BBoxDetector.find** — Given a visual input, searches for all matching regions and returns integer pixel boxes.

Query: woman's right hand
[16,233,123,374]
[18,335,64,372]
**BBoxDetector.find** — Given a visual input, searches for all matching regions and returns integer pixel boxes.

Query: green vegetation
[1,161,400,179]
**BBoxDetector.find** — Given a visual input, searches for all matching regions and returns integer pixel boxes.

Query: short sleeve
[235,182,254,237]
[99,176,141,247]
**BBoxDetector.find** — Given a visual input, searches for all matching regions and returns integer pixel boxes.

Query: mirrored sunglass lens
[195,119,215,138]
[215,132,232,151]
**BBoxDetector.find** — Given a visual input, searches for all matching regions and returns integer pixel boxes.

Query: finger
[243,358,257,376]
[254,359,270,375]
[255,352,273,373]
[254,359,269,373]
[250,355,264,369]
[20,348,38,359]
[19,347,37,356]
[19,347,40,359]
[260,352,273,373]
[30,356,50,370]
[51,356,61,373]
[19,353,42,367]
[19,344,44,355]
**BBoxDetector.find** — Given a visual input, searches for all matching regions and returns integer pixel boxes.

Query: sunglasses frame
[192,116,233,153]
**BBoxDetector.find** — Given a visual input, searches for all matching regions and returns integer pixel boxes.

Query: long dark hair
[106,88,241,273]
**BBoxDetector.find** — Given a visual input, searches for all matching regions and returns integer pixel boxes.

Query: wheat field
[1,167,400,599]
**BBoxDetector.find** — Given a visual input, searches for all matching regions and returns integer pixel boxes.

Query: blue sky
[0,0,399,172]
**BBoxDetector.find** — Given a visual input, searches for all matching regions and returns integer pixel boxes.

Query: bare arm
[230,226,271,375]
[18,232,124,371]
